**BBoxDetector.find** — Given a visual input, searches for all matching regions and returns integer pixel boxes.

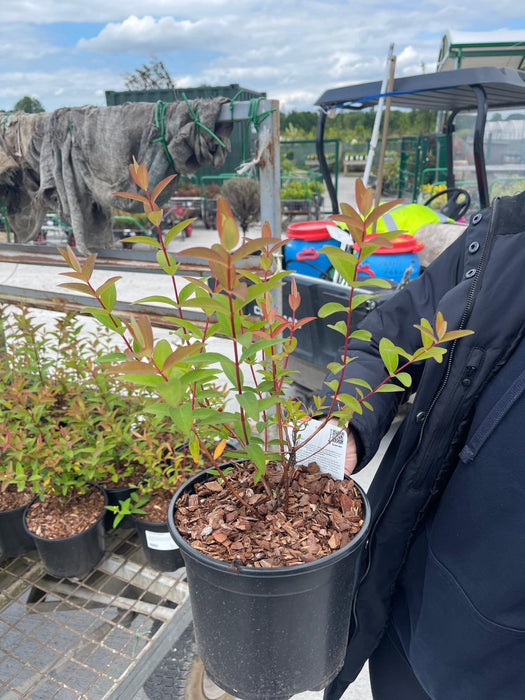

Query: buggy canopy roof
[315,66,525,113]
[437,30,525,72]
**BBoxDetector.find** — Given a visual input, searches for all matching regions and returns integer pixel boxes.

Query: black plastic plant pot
[102,484,135,530]
[133,516,184,571]
[167,469,371,700]
[23,485,107,579]
[0,503,36,560]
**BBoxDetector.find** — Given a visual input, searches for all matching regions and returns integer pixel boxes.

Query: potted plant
[0,306,116,574]
[57,161,472,698]
[0,423,37,560]
[105,425,211,571]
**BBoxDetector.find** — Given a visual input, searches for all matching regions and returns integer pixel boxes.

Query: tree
[123,56,175,90]
[14,96,45,113]
[220,178,260,239]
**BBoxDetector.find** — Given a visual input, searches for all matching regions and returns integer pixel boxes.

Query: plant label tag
[145,530,178,551]
[286,418,347,480]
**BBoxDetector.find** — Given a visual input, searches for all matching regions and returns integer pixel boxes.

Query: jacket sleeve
[323,231,467,469]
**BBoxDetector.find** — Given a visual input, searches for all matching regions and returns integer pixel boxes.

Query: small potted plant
[0,422,37,560]
[0,306,116,573]
[58,161,472,698]
[20,385,108,579]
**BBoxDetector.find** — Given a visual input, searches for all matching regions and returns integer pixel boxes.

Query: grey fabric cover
[0,99,232,253]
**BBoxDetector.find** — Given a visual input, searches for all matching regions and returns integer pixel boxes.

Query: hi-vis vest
[374,203,451,235]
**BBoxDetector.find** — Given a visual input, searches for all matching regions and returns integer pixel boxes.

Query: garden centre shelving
[0,529,191,699]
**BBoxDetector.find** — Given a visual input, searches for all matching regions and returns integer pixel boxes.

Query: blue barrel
[284,221,340,278]
[356,234,424,283]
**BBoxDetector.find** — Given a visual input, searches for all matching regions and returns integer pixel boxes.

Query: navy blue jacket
[325,191,525,699]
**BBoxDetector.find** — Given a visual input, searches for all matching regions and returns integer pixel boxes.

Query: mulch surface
[173,461,365,568]
[0,486,34,511]
[140,489,174,523]
[25,487,105,539]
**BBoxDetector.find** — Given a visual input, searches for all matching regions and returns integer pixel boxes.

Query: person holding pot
[323,191,525,700]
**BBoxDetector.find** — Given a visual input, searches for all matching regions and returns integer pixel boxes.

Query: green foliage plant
[57,159,473,527]
[0,305,175,511]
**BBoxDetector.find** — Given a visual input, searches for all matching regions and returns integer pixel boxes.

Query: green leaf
[318,302,348,318]
[327,320,348,336]
[395,372,412,387]
[237,392,260,421]
[121,235,161,249]
[220,356,241,387]
[350,329,372,342]
[88,308,123,333]
[156,250,179,275]
[135,294,179,307]
[100,282,117,311]
[324,379,340,393]
[95,276,121,298]
[354,277,392,289]
[244,443,267,475]
[375,384,405,392]
[239,338,282,363]
[417,347,447,363]
[351,294,378,310]
[414,317,435,349]
[188,432,200,463]
[165,218,196,246]
[169,404,194,435]
[153,339,173,369]
[345,377,372,391]
[336,394,363,414]
[157,377,183,406]
[320,247,357,284]
[379,337,399,375]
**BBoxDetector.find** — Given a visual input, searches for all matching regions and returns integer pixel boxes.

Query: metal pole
[257,99,281,236]
[363,43,394,187]
[373,53,397,208]
[472,86,489,208]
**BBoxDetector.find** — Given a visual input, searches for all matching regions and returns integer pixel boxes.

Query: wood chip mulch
[173,461,365,568]
[25,487,105,539]
[0,485,34,511]
[140,488,174,523]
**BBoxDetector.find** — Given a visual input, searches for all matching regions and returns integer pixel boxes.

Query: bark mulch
[0,485,34,511]
[25,486,105,539]
[173,461,365,568]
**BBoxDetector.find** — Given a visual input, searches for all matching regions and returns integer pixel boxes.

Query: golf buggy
[283,66,525,400]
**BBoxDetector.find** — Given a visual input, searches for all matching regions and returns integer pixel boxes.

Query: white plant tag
[326,224,353,247]
[145,530,178,551]
[285,418,347,480]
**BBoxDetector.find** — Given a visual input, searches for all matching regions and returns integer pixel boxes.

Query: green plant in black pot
[57,159,473,698]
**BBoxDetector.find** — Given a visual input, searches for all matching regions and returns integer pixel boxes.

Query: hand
[345,430,358,477]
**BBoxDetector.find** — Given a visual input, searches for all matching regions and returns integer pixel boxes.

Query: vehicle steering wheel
[423,187,471,220]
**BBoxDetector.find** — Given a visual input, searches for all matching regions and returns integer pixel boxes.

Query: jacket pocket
[410,545,525,700]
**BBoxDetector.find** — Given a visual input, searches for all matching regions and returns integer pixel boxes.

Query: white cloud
[0,2,524,112]
[76,14,231,53]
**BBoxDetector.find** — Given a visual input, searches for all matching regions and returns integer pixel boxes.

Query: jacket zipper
[349,199,500,642]
[410,197,498,488]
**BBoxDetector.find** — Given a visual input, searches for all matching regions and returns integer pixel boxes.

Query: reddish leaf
[113,191,149,205]
[288,277,301,312]
[355,179,374,217]
[150,174,177,204]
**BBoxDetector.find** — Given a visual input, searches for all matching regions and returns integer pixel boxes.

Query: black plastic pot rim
[23,484,107,544]
[168,467,371,579]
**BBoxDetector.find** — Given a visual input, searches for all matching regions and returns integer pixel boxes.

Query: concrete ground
[1,175,382,700]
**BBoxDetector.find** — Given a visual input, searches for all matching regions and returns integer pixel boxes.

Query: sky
[1,1,524,114]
